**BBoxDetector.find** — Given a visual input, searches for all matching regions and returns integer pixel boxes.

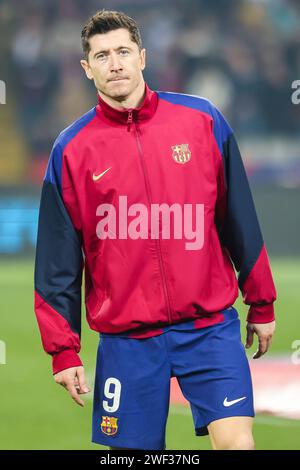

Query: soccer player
[34,9,276,450]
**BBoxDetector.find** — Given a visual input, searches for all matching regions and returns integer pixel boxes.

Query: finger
[74,376,80,392]
[77,368,90,394]
[74,385,81,393]
[253,337,267,359]
[268,335,273,348]
[265,335,273,353]
[65,382,84,406]
[245,327,254,349]
[253,336,268,359]
[58,379,79,393]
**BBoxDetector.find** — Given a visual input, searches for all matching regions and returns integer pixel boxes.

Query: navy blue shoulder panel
[157,91,232,158]
[44,107,97,191]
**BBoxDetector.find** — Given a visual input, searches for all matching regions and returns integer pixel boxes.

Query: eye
[120,49,129,55]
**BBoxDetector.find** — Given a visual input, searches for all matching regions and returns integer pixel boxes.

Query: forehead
[88,28,137,52]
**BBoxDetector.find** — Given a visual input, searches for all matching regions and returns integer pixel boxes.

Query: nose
[109,52,123,72]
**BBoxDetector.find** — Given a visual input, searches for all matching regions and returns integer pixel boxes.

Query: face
[80,28,146,101]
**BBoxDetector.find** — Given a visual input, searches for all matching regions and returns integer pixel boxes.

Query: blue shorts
[92,306,254,450]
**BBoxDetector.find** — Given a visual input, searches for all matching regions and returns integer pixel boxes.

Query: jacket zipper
[127,110,133,132]
[132,118,172,324]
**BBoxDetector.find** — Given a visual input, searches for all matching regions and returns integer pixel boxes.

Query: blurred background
[0,0,300,450]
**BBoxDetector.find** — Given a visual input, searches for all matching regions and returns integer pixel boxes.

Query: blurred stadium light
[0,79,5,104]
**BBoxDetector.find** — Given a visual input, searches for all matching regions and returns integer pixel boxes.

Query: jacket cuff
[52,349,83,375]
[247,303,275,324]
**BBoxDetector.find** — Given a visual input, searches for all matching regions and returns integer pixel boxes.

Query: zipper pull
[127,110,133,132]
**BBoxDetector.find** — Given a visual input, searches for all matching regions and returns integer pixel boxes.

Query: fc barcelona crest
[172,143,192,164]
[101,416,118,436]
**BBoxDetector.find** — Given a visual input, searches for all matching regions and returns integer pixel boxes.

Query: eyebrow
[93,46,132,58]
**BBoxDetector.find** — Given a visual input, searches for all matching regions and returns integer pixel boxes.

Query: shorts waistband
[99,306,239,338]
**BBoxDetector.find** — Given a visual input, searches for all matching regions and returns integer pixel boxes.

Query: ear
[140,48,146,71]
[80,59,94,80]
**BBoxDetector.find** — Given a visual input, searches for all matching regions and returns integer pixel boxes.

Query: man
[34,9,276,450]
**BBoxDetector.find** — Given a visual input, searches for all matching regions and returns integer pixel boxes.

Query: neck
[98,80,146,110]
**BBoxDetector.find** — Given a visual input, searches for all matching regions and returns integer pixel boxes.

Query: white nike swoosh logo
[92,167,111,181]
[223,396,247,407]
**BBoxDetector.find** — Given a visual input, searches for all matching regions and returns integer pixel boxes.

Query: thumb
[245,326,254,349]
[76,367,90,394]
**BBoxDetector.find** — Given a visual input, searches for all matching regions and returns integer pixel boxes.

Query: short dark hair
[81,9,143,60]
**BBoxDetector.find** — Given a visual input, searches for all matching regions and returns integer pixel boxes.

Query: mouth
[108,78,128,82]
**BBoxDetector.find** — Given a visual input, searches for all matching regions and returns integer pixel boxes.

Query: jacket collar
[96,82,158,127]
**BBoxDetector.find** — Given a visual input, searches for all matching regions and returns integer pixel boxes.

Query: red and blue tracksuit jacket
[34,82,277,374]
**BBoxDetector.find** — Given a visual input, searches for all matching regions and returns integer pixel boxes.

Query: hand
[54,366,91,407]
[245,320,276,359]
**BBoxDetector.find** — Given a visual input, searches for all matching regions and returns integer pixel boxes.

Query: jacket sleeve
[34,140,84,374]
[212,106,277,323]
